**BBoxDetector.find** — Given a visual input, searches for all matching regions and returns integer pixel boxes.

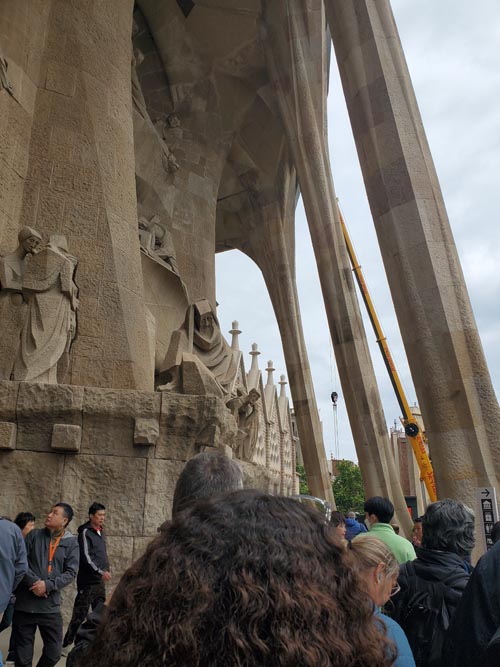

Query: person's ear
[375,563,384,584]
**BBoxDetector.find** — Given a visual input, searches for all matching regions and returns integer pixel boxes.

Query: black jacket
[391,547,470,622]
[77,522,109,587]
[442,540,500,667]
[67,602,105,667]
[15,528,79,614]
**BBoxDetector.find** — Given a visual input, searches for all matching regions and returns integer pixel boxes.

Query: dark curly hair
[85,490,396,667]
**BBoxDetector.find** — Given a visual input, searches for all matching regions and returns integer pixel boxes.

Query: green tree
[296,463,310,495]
[332,460,365,514]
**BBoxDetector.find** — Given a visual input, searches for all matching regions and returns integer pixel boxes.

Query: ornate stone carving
[154,119,180,173]
[138,215,179,275]
[166,114,180,128]
[226,387,260,461]
[0,46,13,95]
[0,227,42,380]
[13,235,79,384]
[131,47,148,120]
[159,299,238,395]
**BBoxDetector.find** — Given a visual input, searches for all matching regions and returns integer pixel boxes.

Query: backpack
[397,561,462,667]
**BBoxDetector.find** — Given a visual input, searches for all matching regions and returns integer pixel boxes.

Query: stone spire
[229,320,241,351]
[279,374,287,399]
[278,374,288,423]
[265,360,276,411]
[247,343,261,389]
[266,360,275,387]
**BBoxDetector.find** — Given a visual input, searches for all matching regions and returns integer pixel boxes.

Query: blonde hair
[350,534,399,579]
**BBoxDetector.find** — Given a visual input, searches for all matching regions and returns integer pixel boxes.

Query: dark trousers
[12,610,63,667]
[63,581,105,647]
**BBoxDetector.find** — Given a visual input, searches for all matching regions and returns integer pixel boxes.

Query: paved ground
[0,627,68,666]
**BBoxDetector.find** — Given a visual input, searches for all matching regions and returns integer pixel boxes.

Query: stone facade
[1,0,500,563]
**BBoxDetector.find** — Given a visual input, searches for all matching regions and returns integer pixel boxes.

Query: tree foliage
[332,460,365,514]
[296,463,310,495]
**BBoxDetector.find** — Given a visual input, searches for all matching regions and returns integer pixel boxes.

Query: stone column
[262,0,411,530]
[327,1,500,515]
[2,0,152,390]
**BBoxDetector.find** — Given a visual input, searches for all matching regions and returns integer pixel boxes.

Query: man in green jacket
[364,496,416,564]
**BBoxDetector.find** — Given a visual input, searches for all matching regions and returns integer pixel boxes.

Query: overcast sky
[216,1,500,464]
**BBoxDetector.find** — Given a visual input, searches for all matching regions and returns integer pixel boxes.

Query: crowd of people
[1,452,500,667]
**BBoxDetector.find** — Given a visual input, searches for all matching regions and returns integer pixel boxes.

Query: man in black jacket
[442,538,500,667]
[63,502,110,649]
[12,502,79,667]
[389,499,474,667]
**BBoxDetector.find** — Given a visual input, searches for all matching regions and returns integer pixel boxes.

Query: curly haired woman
[83,490,397,667]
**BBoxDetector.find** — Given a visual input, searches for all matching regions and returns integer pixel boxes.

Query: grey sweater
[0,518,27,612]
[15,527,79,614]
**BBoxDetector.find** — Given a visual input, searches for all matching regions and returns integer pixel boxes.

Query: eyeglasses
[390,582,401,597]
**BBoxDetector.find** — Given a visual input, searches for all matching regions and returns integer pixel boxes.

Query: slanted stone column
[327,1,500,516]
[1,0,152,390]
[262,0,410,530]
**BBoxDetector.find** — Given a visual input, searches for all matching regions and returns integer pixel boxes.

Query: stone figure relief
[166,113,180,128]
[154,117,180,172]
[0,227,42,379]
[132,47,179,174]
[13,235,79,384]
[226,387,261,461]
[0,45,13,96]
[159,299,239,395]
[131,47,149,121]
[138,214,179,275]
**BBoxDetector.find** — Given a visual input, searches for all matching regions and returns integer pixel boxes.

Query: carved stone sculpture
[138,215,179,275]
[0,227,42,379]
[13,235,78,384]
[226,388,260,460]
[159,299,238,395]
[0,46,13,95]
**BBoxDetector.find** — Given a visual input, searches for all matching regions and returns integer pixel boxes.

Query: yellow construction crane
[338,205,437,503]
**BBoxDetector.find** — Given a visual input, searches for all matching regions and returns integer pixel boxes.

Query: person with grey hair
[171,451,243,517]
[389,499,474,667]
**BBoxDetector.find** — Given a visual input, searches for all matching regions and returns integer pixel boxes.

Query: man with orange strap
[12,503,79,667]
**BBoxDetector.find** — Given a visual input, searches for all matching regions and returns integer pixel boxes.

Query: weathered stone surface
[51,423,81,452]
[0,450,65,520]
[0,421,16,450]
[143,458,185,535]
[180,353,225,398]
[134,417,159,446]
[106,536,135,581]
[0,381,19,421]
[239,459,272,492]
[133,536,154,562]
[157,392,238,460]
[16,383,84,452]
[61,455,147,536]
[82,388,160,457]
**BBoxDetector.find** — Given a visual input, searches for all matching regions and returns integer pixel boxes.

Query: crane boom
[338,206,437,503]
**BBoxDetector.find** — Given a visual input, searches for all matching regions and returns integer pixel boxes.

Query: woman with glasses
[350,534,416,667]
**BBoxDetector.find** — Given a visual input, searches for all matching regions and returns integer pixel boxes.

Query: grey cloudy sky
[216,1,500,464]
